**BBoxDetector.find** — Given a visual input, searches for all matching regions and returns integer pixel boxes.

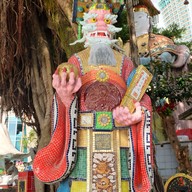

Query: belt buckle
[94,111,113,131]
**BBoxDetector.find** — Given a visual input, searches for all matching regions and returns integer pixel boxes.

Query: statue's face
[134,11,150,37]
[80,8,121,47]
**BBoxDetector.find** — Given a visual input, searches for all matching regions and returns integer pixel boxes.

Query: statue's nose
[96,20,107,30]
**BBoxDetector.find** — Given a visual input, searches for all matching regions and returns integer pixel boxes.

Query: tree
[146,60,192,175]
[0,0,83,191]
[152,23,186,41]
[117,8,192,175]
[150,22,192,176]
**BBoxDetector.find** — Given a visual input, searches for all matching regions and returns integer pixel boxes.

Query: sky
[151,0,165,27]
[151,0,159,8]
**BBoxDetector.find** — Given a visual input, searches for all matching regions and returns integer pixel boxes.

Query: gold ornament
[57,62,79,80]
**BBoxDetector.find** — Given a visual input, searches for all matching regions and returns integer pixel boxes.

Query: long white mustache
[70,23,122,47]
[85,36,118,47]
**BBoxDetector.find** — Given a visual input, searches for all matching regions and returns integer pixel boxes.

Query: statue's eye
[90,18,97,23]
[104,19,111,24]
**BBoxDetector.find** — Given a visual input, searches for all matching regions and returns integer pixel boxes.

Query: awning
[0,124,28,160]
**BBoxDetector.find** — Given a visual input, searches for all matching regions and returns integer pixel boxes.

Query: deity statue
[124,5,191,69]
[33,2,154,192]
[124,4,192,133]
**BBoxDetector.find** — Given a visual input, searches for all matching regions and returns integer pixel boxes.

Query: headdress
[133,0,160,16]
[133,5,150,15]
[89,2,110,11]
[72,0,124,23]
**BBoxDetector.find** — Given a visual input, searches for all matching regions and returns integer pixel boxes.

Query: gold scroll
[121,65,153,113]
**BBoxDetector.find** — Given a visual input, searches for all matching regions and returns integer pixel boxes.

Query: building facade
[158,0,192,42]
[6,112,26,152]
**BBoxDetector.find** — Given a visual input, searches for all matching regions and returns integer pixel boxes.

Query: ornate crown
[133,5,150,15]
[72,0,124,23]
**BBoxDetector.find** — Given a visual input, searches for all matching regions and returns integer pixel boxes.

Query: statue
[124,3,192,180]
[33,2,154,192]
[124,5,191,69]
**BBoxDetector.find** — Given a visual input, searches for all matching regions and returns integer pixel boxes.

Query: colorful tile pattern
[95,111,113,131]
[70,148,87,179]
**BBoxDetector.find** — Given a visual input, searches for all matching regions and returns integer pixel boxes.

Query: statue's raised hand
[52,65,82,108]
[113,102,142,126]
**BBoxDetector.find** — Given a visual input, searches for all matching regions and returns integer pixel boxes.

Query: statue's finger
[60,72,68,87]
[72,77,82,93]
[68,72,76,86]
[52,74,60,88]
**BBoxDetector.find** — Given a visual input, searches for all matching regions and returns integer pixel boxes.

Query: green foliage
[27,129,38,145]
[114,9,130,43]
[161,23,186,40]
[152,25,160,34]
[146,61,192,108]
[21,129,37,150]
[152,23,186,41]
[22,136,28,150]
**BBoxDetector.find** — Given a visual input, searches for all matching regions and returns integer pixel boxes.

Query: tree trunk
[162,115,192,175]
[56,0,78,38]
[126,0,140,67]
[0,0,7,71]
[1,0,81,191]
[29,9,55,192]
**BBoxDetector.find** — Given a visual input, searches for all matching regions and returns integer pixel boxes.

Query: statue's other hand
[52,68,82,107]
[113,102,142,126]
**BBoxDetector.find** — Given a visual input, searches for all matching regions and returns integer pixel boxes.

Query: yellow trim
[87,129,91,192]
[71,180,130,192]
[164,173,192,192]
[115,130,122,192]
[71,181,87,192]
[120,129,130,147]
[121,180,129,192]
[77,129,87,147]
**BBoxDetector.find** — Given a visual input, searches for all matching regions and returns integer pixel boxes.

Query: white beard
[88,43,116,66]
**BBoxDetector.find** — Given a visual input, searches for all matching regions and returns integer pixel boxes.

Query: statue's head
[133,5,150,37]
[71,3,122,48]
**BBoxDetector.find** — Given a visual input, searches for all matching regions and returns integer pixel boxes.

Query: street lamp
[184,0,189,5]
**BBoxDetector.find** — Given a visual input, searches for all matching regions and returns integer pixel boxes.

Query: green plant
[21,129,37,150]
[146,61,192,111]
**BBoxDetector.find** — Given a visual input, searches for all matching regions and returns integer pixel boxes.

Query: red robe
[33,48,154,191]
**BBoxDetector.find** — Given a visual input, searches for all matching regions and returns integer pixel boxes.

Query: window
[7,116,23,151]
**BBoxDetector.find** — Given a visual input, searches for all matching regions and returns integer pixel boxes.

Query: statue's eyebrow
[104,14,118,24]
[83,13,98,21]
